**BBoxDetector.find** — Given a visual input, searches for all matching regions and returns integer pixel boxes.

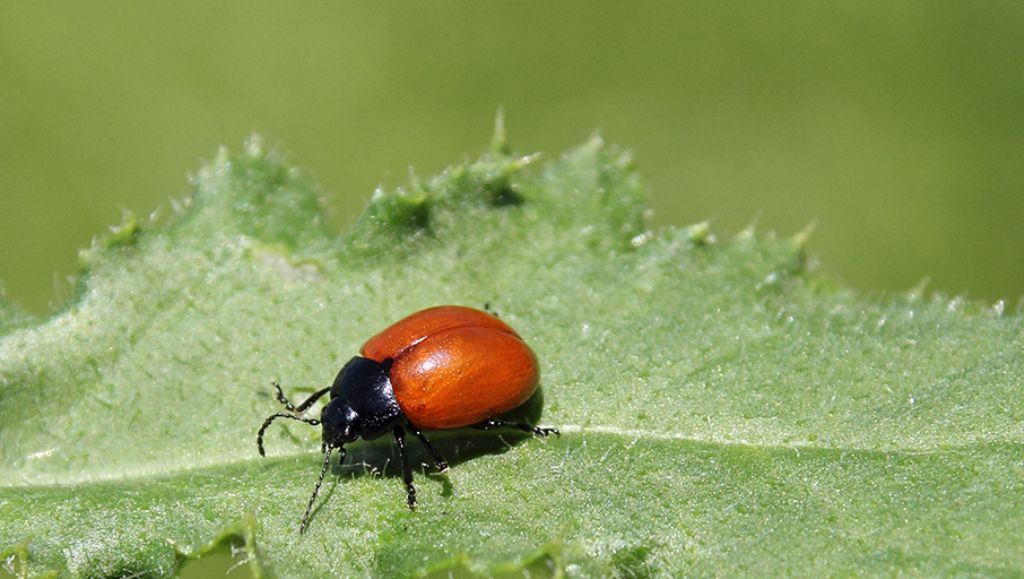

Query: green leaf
[2,134,1022,577]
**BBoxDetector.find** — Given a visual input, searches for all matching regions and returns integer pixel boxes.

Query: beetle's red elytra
[256,305,558,533]
[363,306,539,429]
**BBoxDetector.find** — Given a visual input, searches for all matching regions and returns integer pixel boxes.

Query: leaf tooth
[685,221,714,246]
[946,295,965,314]
[490,107,510,156]
[991,299,1006,317]
[180,141,330,250]
[907,277,931,302]
[244,134,265,158]
[76,208,143,269]
[735,213,762,242]
[790,219,817,250]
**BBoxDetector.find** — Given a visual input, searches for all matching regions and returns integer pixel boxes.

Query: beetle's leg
[272,383,331,414]
[407,425,449,472]
[471,418,560,437]
[393,425,417,509]
[298,444,344,534]
[257,413,321,456]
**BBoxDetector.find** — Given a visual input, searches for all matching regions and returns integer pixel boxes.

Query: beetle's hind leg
[272,383,330,414]
[472,418,560,437]
[407,425,449,473]
[393,425,417,509]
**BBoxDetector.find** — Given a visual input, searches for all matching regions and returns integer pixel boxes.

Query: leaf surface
[1,136,1022,577]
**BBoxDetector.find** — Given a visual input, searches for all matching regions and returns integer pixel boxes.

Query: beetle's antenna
[257,413,321,456]
[299,444,344,534]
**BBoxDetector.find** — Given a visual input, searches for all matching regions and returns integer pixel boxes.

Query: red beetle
[257,305,558,533]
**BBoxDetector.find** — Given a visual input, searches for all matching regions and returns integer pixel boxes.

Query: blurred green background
[2,1,1023,315]
[0,5,1021,577]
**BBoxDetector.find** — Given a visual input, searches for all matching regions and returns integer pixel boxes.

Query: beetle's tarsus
[408,424,450,475]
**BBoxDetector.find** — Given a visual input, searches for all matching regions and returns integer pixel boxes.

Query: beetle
[256,305,558,533]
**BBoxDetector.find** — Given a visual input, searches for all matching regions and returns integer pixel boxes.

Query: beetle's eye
[321,400,360,445]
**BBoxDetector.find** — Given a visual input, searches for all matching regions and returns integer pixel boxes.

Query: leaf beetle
[257,305,558,533]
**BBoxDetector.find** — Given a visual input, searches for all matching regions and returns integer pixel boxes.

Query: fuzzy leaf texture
[1,134,1023,578]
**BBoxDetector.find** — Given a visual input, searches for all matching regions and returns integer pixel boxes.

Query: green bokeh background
[2,1,1023,315]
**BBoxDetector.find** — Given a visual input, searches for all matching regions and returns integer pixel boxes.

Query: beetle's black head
[255,356,405,534]
[320,398,361,446]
